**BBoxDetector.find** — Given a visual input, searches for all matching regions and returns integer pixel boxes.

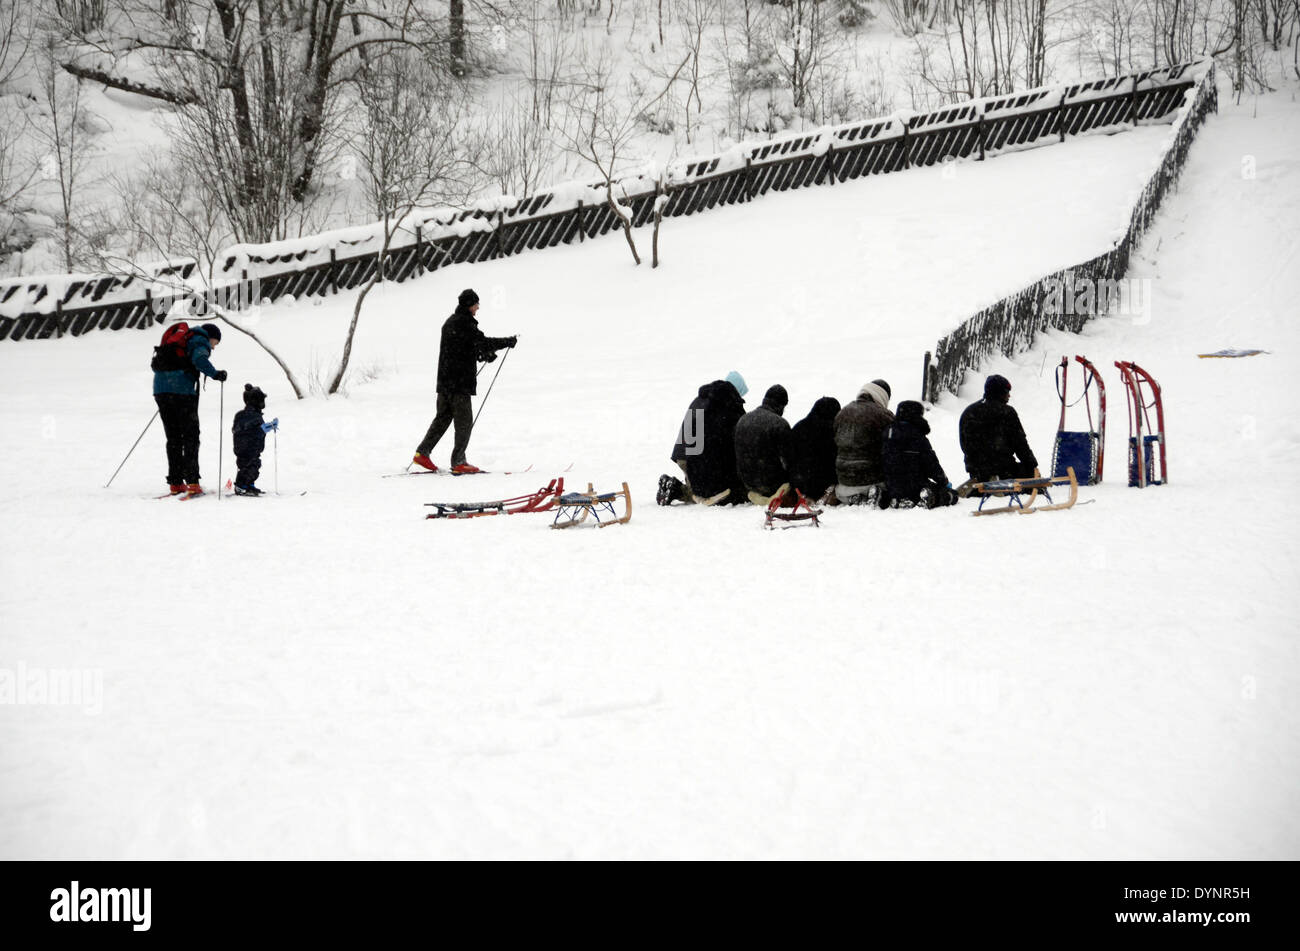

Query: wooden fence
[0,62,1204,344]
[922,61,1218,403]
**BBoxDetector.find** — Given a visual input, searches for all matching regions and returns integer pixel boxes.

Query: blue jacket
[153,328,221,396]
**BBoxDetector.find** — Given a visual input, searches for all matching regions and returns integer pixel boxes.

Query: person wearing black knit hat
[957,373,1038,486]
[734,384,794,504]
[412,289,517,474]
[151,320,227,496]
[881,400,957,509]
[231,384,277,496]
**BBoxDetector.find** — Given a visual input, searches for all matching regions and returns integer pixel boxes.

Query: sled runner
[969,467,1079,516]
[550,483,632,529]
[424,478,564,519]
[763,488,822,529]
[1052,355,1105,484]
[1114,361,1166,487]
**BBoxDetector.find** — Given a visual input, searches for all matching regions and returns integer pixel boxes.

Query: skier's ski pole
[218,379,224,500]
[274,429,279,495]
[105,410,159,488]
[472,345,511,430]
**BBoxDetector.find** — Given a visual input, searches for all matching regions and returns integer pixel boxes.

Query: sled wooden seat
[551,482,632,529]
[970,467,1078,516]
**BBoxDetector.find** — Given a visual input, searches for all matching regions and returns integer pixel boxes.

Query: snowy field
[1,95,1297,859]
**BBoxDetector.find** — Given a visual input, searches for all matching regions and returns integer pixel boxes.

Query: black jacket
[734,397,791,497]
[232,407,265,460]
[882,411,948,505]
[672,380,746,501]
[788,397,840,500]
[834,395,894,486]
[958,397,1038,481]
[436,306,512,396]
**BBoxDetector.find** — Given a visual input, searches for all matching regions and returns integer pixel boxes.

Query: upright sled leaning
[1114,361,1167,487]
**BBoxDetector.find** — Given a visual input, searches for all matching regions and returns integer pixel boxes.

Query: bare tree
[560,45,688,266]
[476,96,559,197]
[328,48,481,395]
[63,1,448,242]
[31,38,100,273]
[102,156,308,398]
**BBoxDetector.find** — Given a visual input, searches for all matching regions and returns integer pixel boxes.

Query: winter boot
[451,462,482,475]
[183,483,204,497]
[167,484,186,495]
[234,484,264,497]
[412,453,438,472]
[657,473,685,506]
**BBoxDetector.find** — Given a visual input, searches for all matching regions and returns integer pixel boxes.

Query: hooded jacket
[882,401,948,505]
[734,391,792,497]
[788,397,840,500]
[436,305,512,396]
[834,384,894,486]
[672,380,746,501]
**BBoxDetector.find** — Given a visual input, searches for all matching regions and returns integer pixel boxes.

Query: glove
[214,370,228,382]
[505,335,518,349]
[482,350,498,363]
[261,418,279,433]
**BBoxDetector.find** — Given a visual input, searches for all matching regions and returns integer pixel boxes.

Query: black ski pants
[155,393,201,485]
[417,392,473,466]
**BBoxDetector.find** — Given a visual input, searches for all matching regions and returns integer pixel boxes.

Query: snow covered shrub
[836,0,874,28]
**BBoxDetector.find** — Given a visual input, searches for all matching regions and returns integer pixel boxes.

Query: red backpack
[150,322,193,372]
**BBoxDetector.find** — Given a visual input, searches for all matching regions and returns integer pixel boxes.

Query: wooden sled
[425,478,564,519]
[551,482,632,529]
[763,486,822,529]
[970,467,1078,516]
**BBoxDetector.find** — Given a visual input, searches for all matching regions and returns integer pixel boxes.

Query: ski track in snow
[1,101,1298,859]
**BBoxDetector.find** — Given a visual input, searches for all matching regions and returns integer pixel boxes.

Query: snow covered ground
[1,90,1296,859]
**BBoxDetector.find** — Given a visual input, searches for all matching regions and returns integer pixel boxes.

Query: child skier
[232,384,278,496]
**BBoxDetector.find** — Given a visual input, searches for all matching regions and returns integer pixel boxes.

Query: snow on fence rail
[0,61,1207,344]
[921,61,1218,403]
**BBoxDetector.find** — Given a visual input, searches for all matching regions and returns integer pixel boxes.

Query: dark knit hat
[243,384,266,409]
[984,374,1012,399]
[812,396,841,419]
[871,379,891,400]
[199,322,222,342]
[458,288,480,308]
[763,384,789,410]
[896,400,925,423]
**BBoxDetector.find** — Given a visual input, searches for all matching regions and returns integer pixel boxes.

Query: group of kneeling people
[656,370,1038,510]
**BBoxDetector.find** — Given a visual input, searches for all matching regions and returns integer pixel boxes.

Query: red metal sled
[424,479,565,519]
[1114,361,1167,487]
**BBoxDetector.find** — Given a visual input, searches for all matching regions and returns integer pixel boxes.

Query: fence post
[55,299,64,338]
[824,143,837,185]
[900,124,910,169]
[496,210,506,257]
[414,224,424,276]
[922,351,932,405]
[575,200,584,243]
[1129,75,1139,125]
[329,247,339,295]
[745,156,755,200]
[977,109,986,161]
[1058,91,1068,142]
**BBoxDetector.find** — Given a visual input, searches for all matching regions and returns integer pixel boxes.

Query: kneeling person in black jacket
[734,384,792,505]
[881,400,957,509]
[232,384,277,496]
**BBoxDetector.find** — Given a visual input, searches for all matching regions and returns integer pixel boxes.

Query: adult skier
[413,289,517,474]
[152,321,227,496]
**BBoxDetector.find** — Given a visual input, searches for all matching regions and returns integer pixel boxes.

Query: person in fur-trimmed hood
[833,379,894,503]
[881,400,956,509]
